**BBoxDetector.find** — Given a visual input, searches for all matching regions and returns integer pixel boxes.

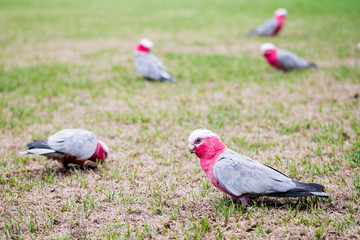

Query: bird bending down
[20,129,109,169]
[248,8,287,36]
[134,38,176,82]
[260,43,318,72]
[188,129,329,207]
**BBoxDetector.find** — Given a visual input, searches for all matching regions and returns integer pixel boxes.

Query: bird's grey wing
[213,149,296,197]
[277,49,312,70]
[150,54,167,70]
[249,18,277,36]
[47,129,97,160]
[134,53,163,80]
[134,53,174,81]
[150,54,175,81]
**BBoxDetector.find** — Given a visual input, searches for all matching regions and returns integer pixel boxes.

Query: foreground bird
[248,8,287,36]
[134,38,176,82]
[261,43,318,72]
[188,129,329,206]
[20,129,109,169]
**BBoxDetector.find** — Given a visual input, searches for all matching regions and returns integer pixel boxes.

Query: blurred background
[0,0,359,239]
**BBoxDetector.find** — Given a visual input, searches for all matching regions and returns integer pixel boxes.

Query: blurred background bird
[260,43,318,72]
[134,38,176,83]
[248,8,287,36]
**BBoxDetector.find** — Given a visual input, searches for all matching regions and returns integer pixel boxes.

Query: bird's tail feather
[248,29,256,36]
[160,75,176,83]
[265,181,329,198]
[310,191,329,197]
[19,148,56,155]
[27,139,50,149]
[309,62,318,69]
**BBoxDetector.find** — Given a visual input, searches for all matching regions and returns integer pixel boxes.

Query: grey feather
[134,52,176,82]
[21,129,98,161]
[310,192,329,197]
[27,139,50,149]
[20,148,56,155]
[249,18,277,36]
[213,148,328,198]
[277,49,317,70]
[47,129,98,160]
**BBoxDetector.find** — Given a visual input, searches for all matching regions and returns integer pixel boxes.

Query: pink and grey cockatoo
[134,38,176,82]
[188,129,329,206]
[261,43,318,72]
[20,129,109,169]
[248,8,287,36]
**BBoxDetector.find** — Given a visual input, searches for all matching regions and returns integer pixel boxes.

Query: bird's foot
[235,196,249,207]
[62,163,71,170]
[83,161,97,170]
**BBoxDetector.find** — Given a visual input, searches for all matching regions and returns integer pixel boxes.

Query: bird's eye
[195,138,202,144]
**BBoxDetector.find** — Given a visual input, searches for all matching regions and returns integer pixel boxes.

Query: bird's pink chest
[273,15,285,35]
[195,137,235,197]
[264,49,284,71]
[200,159,218,185]
[135,44,150,53]
[200,158,235,197]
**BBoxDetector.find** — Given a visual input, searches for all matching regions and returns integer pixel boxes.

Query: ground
[0,0,360,239]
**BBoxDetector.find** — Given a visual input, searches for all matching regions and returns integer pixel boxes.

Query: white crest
[140,38,154,49]
[260,43,276,54]
[188,129,219,144]
[98,140,109,155]
[274,8,288,16]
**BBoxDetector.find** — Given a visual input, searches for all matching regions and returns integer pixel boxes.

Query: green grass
[0,0,360,239]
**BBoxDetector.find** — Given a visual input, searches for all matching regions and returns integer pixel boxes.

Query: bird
[260,43,318,72]
[188,129,329,207]
[134,38,176,82]
[248,8,288,36]
[20,129,109,169]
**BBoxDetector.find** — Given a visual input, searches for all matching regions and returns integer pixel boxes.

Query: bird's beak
[188,144,195,154]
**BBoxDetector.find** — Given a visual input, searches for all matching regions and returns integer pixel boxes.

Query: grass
[0,0,360,238]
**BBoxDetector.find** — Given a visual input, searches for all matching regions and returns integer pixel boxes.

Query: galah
[261,43,318,72]
[20,129,109,169]
[134,38,176,82]
[188,129,329,206]
[248,8,288,36]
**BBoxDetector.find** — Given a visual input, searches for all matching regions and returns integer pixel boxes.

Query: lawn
[0,0,360,239]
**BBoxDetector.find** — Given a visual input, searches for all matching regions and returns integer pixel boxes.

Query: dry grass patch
[1,73,359,239]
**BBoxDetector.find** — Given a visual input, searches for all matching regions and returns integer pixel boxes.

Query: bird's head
[274,8,288,17]
[188,129,226,159]
[98,140,109,160]
[260,43,277,56]
[135,38,154,53]
[89,140,109,163]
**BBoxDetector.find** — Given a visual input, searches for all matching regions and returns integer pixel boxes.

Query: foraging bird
[188,129,329,206]
[134,38,176,82]
[248,8,287,36]
[20,129,109,169]
[260,43,318,72]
